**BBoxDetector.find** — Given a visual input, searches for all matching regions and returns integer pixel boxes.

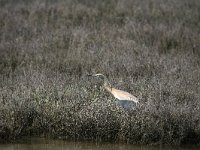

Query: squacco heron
[88,73,139,109]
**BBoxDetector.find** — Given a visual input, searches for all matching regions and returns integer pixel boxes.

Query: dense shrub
[0,0,200,145]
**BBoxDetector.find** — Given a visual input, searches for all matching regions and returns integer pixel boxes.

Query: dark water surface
[0,138,199,150]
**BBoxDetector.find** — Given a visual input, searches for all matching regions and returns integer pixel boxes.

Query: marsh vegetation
[0,0,200,145]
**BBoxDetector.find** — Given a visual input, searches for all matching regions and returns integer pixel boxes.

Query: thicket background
[0,0,200,145]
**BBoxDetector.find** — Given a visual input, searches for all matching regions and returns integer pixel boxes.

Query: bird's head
[88,73,111,88]
[88,73,105,79]
[87,73,106,83]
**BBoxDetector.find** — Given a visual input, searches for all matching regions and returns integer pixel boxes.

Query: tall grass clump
[0,0,200,145]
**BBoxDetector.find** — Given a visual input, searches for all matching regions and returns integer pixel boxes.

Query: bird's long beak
[87,74,95,77]
[87,73,104,78]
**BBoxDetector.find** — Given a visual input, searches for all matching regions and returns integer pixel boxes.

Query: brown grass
[0,0,200,145]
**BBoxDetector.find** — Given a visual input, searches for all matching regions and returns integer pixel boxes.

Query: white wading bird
[88,73,139,109]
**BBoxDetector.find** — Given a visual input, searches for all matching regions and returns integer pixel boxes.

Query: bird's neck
[102,76,112,92]
[104,80,112,92]
[104,83,112,93]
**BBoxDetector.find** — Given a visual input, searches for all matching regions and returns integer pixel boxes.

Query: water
[0,138,199,150]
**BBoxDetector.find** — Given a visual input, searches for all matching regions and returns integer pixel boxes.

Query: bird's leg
[114,99,123,113]
[111,98,118,112]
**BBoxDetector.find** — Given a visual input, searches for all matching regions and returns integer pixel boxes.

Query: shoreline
[0,0,200,146]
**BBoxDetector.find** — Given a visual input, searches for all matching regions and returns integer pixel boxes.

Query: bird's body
[104,84,138,103]
[89,73,139,109]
